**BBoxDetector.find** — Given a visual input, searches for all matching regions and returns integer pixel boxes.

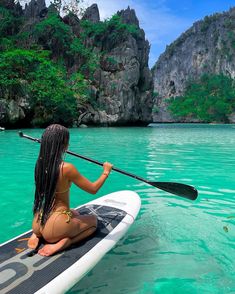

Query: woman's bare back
[28,159,112,256]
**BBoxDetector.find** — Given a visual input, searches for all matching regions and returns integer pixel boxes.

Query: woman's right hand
[103,161,113,175]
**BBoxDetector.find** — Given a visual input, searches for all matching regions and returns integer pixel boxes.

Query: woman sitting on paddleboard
[28,124,113,256]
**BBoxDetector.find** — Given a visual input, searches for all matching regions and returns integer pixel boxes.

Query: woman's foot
[27,233,40,249]
[38,238,71,256]
[38,224,97,256]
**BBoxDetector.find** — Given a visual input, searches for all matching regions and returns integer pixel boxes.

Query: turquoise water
[1,124,235,293]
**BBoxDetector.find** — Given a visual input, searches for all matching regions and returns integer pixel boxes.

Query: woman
[28,124,113,256]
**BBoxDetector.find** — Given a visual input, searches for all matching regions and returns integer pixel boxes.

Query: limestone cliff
[81,6,153,126]
[152,8,235,123]
[0,1,153,127]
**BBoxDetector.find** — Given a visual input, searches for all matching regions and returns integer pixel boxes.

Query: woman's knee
[78,214,98,228]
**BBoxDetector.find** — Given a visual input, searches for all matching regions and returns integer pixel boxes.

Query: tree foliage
[0,1,141,127]
[168,74,235,122]
[80,14,139,48]
[34,12,72,58]
[0,6,22,38]
[0,49,77,126]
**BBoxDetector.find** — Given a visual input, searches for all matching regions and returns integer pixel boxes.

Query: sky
[41,0,235,67]
[82,0,235,68]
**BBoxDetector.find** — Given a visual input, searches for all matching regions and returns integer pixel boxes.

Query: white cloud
[83,0,193,66]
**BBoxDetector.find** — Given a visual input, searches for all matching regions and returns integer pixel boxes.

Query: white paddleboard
[0,190,141,294]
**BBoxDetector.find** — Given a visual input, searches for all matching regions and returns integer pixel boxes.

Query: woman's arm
[65,162,113,194]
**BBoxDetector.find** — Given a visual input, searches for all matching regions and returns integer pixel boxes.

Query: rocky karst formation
[152,7,235,123]
[24,0,47,19]
[72,5,153,126]
[0,0,153,127]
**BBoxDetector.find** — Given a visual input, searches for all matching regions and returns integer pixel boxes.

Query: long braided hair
[33,124,70,226]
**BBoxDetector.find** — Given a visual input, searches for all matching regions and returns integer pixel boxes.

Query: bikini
[54,185,73,223]
[53,210,73,223]
[39,185,73,224]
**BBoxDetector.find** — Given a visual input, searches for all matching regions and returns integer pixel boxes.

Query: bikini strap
[55,210,73,223]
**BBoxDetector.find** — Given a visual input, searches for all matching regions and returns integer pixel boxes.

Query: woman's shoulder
[62,161,75,170]
[62,162,78,174]
[62,161,80,179]
[62,161,73,167]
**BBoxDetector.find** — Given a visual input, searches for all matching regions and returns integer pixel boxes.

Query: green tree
[34,12,72,58]
[69,72,91,103]
[0,6,22,38]
[168,74,235,122]
[80,14,139,48]
[0,49,77,126]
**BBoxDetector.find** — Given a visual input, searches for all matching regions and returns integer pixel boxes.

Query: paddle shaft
[19,132,198,200]
[18,132,152,183]
[68,150,149,183]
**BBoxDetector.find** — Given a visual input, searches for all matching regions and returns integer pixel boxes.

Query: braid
[33,124,69,226]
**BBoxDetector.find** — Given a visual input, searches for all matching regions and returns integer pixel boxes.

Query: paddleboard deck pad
[0,190,141,294]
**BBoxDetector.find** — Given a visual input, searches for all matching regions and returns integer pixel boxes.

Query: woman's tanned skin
[28,124,112,256]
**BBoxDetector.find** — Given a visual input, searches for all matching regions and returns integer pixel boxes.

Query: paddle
[19,131,198,200]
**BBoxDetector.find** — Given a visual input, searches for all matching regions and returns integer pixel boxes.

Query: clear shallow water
[0,124,235,293]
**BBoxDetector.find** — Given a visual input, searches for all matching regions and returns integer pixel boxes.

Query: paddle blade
[148,181,198,200]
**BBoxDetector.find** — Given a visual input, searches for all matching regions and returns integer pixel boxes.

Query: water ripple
[1,125,235,293]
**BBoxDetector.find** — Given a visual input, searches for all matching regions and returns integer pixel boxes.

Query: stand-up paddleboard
[0,190,141,294]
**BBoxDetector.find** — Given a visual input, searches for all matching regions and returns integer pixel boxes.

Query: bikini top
[55,183,72,194]
[55,163,72,194]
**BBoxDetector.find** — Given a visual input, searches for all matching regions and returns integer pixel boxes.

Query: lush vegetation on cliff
[0,2,139,127]
[0,49,77,126]
[153,7,235,123]
[169,74,235,122]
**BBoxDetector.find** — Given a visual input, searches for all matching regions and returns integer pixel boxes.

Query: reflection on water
[0,124,235,293]
[70,124,235,294]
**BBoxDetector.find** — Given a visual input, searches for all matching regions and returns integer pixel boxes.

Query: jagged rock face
[24,0,46,19]
[88,39,152,125]
[59,5,153,126]
[229,112,235,123]
[0,98,30,126]
[117,6,139,26]
[1,0,16,10]
[1,0,152,127]
[82,7,153,126]
[63,13,80,36]
[152,7,235,122]
[81,3,100,23]
[1,0,23,16]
